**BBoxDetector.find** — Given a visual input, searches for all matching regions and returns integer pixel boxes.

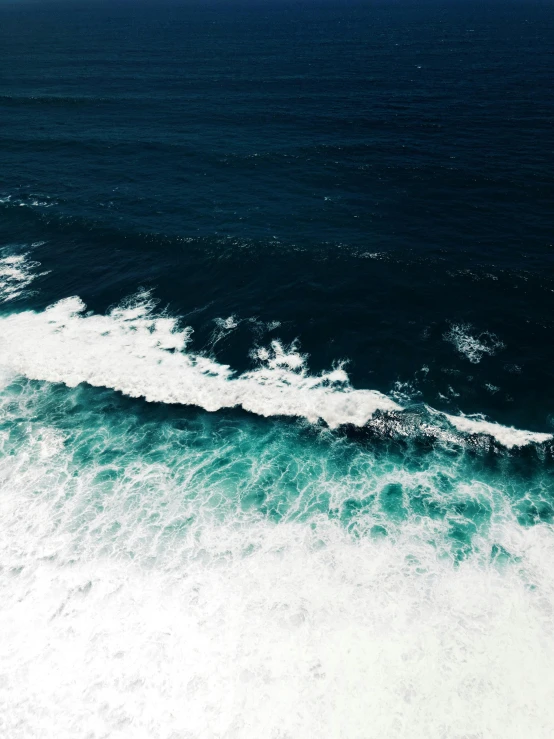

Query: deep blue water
[1,2,554,736]
[1,0,553,427]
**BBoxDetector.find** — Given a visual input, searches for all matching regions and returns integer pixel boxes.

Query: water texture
[0,2,553,737]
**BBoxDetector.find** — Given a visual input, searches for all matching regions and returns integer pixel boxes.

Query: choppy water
[1,2,554,737]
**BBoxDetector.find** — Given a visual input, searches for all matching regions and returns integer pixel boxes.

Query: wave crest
[0,257,549,449]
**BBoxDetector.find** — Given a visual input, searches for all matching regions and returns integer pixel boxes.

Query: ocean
[0,1,553,736]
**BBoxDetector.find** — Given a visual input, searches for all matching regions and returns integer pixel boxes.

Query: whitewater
[0,253,553,738]
[0,255,549,449]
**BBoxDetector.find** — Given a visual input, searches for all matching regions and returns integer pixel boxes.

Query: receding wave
[1,375,554,738]
[444,322,505,364]
[0,252,48,302]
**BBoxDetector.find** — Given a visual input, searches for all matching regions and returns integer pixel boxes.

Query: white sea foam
[444,322,504,363]
[443,412,552,449]
[0,193,56,209]
[0,253,47,302]
[1,380,554,737]
[0,433,553,737]
[214,315,239,331]
[0,258,549,447]
[3,525,554,739]
[204,315,241,352]
[0,293,400,428]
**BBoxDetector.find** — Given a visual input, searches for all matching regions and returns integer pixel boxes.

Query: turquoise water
[2,375,553,566]
[1,294,554,736]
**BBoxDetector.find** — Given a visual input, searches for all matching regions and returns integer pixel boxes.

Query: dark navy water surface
[0,0,553,428]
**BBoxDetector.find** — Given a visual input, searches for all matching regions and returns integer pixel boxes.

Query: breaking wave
[0,255,549,449]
